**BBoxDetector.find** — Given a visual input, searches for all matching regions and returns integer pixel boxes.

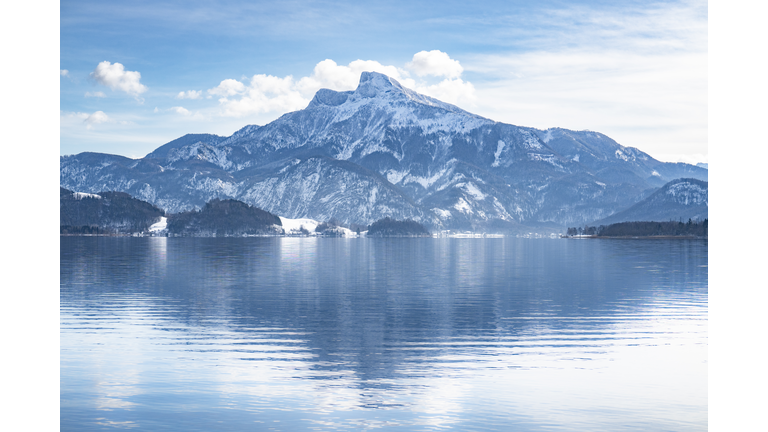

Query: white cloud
[295,59,415,97]
[208,79,246,97]
[449,0,708,162]
[89,61,148,97]
[416,78,476,105]
[215,74,308,118]
[209,53,476,118]
[82,111,110,129]
[171,106,191,116]
[468,49,707,162]
[60,69,69,77]
[407,50,463,79]
[85,91,106,98]
[177,90,202,99]
[60,110,129,130]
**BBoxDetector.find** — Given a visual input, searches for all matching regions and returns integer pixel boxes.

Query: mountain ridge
[592,178,708,225]
[60,71,707,232]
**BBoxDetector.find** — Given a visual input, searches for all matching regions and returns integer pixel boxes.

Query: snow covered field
[148,216,167,233]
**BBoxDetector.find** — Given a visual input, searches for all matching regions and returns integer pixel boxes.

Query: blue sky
[60,0,708,163]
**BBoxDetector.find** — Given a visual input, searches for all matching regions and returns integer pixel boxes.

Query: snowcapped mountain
[592,178,708,225]
[60,71,708,231]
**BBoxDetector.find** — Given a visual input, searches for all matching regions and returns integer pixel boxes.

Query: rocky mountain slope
[592,178,708,225]
[61,71,707,232]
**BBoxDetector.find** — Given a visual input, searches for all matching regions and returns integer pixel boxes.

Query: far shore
[561,235,706,239]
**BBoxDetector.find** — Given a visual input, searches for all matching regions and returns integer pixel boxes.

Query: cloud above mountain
[90,61,148,98]
[208,51,475,118]
[407,50,463,79]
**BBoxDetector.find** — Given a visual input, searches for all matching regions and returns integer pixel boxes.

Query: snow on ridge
[521,130,543,150]
[73,192,101,200]
[323,74,492,135]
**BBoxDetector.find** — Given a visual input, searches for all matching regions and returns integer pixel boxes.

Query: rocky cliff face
[60,71,707,231]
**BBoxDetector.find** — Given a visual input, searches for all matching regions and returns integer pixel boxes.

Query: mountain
[60,71,708,232]
[60,187,164,234]
[592,178,708,225]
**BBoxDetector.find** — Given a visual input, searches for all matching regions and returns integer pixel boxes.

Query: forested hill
[166,198,282,236]
[60,187,164,234]
[366,217,431,237]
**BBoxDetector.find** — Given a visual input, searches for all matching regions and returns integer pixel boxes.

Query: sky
[60,0,707,162]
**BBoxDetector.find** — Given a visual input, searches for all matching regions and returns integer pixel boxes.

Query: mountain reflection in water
[61,237,707,431]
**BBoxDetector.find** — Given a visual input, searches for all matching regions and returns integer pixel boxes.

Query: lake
[61,236,707,431]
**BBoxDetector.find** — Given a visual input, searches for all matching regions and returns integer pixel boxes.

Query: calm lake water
[61,237,707,431]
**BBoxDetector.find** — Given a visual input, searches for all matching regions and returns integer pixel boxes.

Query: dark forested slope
[60,187,164,234]
[166,198,282,236]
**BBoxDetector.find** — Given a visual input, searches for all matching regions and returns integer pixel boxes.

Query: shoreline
[561,235,707,239]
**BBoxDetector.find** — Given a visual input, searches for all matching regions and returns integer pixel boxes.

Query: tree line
[61,188,432,237]
[166,198,282,236]
[60,187,164,234]
[566,219,708,238]
[366,217,431,237]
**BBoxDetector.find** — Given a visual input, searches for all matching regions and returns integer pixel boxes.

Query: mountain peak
[355,71,406,98]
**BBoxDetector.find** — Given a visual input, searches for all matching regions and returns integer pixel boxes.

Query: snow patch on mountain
[666,182,708,205]
[493,197,513,220]
[492,140,505,167]
[521,130,543,150]
[454,198,473,214]
[457,182,486,200]
[528,153,563,169]
[360,141,402,161]
[432,208,452,219]
[403,166,449,189]
[615,149,634,162]
[385,169,409,184]
[73,192,101,200]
